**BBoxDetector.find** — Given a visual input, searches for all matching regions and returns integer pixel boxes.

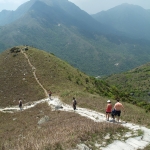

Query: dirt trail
[0,49,150,149]
[0,96,150,149]
[21,49,48,98]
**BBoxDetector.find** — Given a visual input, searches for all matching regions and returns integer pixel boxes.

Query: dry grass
[0,46,90,107]
[141,144,150,150]
[60,91,150,127]
[0,103,126,150]
[0,47,45,107]
[1,46,150,149]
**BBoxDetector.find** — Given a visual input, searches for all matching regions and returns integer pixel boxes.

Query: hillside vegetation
[0,46,116,107]
[105,63,150,111]
[0,46,126,149]
[0,46,123,107]
[0,46,150,149]
[0,47,45,107]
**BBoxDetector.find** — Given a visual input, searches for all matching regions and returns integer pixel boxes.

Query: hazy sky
[0,0,150,14]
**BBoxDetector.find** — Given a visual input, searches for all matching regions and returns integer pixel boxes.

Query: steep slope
[0,46,45,107]
[92,3,150,40]
[1,46,150,150]
[0,46,113,107]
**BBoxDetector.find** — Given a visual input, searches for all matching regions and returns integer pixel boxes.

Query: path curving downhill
[0,49,150,149]
[21,49,48,97]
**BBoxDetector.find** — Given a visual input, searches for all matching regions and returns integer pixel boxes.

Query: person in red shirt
[106,100,112,121]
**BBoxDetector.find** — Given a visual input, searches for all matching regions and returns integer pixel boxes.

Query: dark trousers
[73,104,76,110]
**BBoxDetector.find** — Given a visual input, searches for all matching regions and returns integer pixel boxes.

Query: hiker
[72,97,77,110]
[48,91,52,100]
[113,99,124,122]
[19,99,22,110]
[106,100,112,121]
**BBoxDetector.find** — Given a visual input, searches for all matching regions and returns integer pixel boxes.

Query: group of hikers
[18,91,124,123]
[71,97,124,122]
[106,99,124,122]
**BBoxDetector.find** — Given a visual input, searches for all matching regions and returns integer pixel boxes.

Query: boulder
[38,115,50,125]
[55,105,63,110]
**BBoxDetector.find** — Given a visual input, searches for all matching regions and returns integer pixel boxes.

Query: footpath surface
[0,50,150,149]
[0,97,150,150]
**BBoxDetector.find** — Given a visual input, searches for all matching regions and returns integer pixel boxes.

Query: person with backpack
[105,100,112,121]
[72,97,77,110]
[19,99,22,110]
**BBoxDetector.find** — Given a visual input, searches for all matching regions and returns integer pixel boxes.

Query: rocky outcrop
[38,115,50,125]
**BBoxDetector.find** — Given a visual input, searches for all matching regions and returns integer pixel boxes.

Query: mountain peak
[111,3,146,11]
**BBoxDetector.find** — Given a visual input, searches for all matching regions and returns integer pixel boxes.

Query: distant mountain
[0,1,150,77]
[0,0,35,26]
[0,0,108,33]
[92,3,150,40]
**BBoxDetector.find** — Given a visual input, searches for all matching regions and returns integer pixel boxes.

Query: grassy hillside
[0,47,45,107]
[0,46,115,107]
[0,46,126,149]
[1,46,150,149]
[105,63,150,111]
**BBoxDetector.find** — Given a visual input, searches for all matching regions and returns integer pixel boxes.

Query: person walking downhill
[48,91,52,100]
[106,100,112,121]
[19,99,22,111]
[114,99,124,122]
[72,97,77,110]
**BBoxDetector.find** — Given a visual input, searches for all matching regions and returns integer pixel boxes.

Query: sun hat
[107,100,111,103]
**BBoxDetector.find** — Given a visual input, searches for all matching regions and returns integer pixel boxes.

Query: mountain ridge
[0,2,150,76]
[92,3,150,40]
